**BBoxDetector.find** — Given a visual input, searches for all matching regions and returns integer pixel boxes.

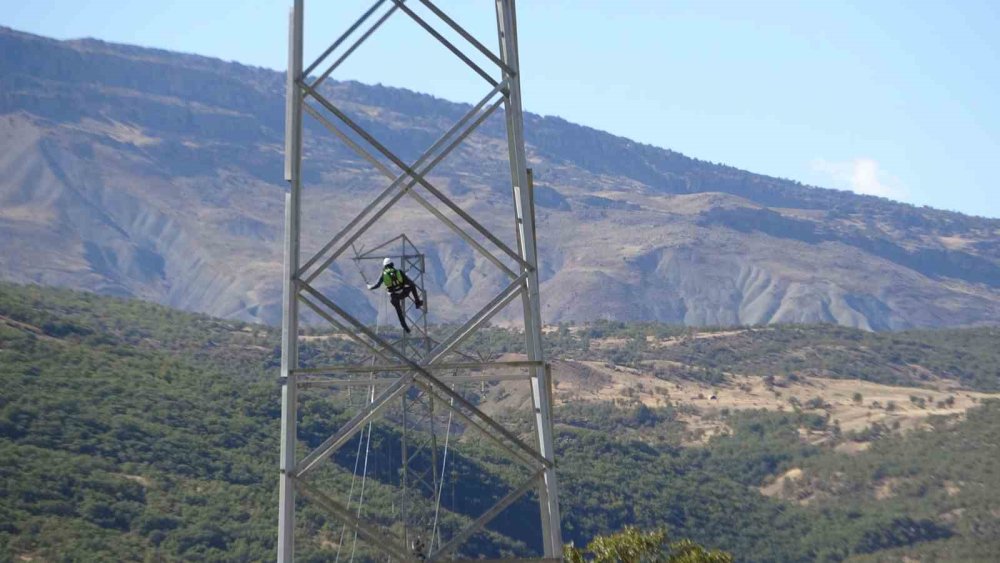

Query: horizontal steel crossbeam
[297,372,533,388]
[281,0,562,558]
[294,373,413,477]
[296,282,550,471]
[292,360,543,375]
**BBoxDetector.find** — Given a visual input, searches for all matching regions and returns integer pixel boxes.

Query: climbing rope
[431,386,456,550]
[349,381,376,563]
[336,257,387,562]
[345,242,459,554]
[334,420,367,563]
[349,291,387,562]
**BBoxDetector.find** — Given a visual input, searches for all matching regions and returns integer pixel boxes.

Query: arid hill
[2,27,998,328]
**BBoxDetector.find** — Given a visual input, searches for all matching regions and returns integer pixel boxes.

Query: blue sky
[3,0,998,217]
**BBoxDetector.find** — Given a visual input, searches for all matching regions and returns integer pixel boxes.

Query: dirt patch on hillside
[834,441,871,455]
[647,329,759,349]
[469,332,1000,449]
[760,467,805,498]
[541,357,1000,445]
[114,473,151,488]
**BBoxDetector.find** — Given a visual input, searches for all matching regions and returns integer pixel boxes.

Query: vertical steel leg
[496,0,563,557]
[277,2,304,562]
[279,1,561,559]
[277,194,298,563]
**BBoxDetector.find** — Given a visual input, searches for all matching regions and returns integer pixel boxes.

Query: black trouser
[390,285,421,332]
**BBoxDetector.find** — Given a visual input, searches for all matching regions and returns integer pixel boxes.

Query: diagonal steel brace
[430,469,545,560]
[298,79,506,276]
[295,478,411,560]
[300,84,529,273]
[297,282,550,471]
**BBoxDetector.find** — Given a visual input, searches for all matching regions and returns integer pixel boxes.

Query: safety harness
[382,267,406,293]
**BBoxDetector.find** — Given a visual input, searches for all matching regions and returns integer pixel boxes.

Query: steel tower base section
[276,1,562,561]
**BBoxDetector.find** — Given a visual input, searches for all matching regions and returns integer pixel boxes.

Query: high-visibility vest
[382,267,405,290]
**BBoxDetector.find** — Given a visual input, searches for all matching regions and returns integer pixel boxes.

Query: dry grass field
[481,329,1000,447]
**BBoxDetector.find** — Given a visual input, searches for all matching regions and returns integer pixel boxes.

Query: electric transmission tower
[277,1,561,561]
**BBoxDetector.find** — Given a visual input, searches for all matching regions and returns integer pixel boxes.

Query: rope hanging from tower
[344,237,461,556]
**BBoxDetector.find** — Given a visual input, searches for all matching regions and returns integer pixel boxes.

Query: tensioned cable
[349,380,376,563]
[334,420,367,563]
[431,384,455,550]
[338,259,384,562]
[349,248,458,551]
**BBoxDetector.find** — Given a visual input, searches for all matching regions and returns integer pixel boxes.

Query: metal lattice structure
[352,235,431,358]
[354,234,440,555]
[277,1,561,561]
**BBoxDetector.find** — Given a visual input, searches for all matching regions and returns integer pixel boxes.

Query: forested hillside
[2,283,1000,561]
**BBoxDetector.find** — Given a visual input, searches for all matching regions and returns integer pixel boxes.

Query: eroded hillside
[2,26,999,329]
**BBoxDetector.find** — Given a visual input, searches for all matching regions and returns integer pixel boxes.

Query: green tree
[565,527,733,563]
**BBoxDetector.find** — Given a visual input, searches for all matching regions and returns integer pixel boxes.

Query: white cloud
[810,157,907,200]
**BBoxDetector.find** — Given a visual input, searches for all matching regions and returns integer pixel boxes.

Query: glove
[368,284,376,290]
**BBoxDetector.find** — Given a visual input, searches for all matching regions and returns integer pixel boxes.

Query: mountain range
[1,26,998,329]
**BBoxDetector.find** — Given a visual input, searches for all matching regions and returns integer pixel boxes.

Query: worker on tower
[411,536,427,560]
[368,257,423,333]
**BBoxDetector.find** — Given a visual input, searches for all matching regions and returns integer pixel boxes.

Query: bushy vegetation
[442,319,1000,391]
[0,284,526,561]
[795,401,1000,560]
[2,283,1000,561]
[553,405,963,561]
[545,321,1000,391]
[0,284,281,561]
[565,527,733,562]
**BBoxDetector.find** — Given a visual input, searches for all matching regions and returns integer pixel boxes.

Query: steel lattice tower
[277,1,561,561]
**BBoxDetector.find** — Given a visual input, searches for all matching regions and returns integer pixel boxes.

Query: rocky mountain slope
[1,26,998,328]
